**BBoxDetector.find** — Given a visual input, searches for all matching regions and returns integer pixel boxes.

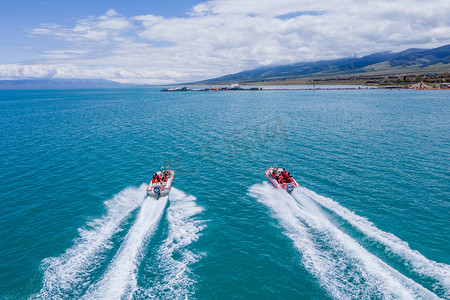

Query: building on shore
[409,81,433,90]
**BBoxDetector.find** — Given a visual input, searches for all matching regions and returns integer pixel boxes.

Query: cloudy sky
[1,0,449,84]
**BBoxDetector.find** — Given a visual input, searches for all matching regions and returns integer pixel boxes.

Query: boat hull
[265,167,300,193]
[147,170,175,199]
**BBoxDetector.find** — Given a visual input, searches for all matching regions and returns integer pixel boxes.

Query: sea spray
[85,194,168,299]
[293,187,450,298]
[34,184,147,299]
[250,183,440,299]
[143,188,205,299]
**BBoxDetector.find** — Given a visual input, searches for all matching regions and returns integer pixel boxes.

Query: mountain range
[1,45,449,88]
[198,44,450,84]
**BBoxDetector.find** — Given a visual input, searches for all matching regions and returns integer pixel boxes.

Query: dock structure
[161,86,377,92]
[409,81,433,90]
[161,81,450,92]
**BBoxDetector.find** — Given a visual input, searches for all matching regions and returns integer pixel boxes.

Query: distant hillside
[198,44,450,84]
[0,78,136,89]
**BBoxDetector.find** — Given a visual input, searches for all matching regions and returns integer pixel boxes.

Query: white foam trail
[144,188,205,299]
[250,183,440,299]
[85,193,169,300]
[33,184,147,299]
[293,187,450,297]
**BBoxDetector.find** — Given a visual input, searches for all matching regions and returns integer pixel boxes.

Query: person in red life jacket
[152,173,159,183]
[282,171,290,183]
[287,172,293,183]
[274,173,280,182]
[282,170,291,183]
[272,169,278,182]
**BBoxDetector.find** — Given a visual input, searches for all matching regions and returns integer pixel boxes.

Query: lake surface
[0,88,449,299]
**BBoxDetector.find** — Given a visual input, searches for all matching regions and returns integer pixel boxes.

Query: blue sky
[1,0,449,84]
[0,0,201,63]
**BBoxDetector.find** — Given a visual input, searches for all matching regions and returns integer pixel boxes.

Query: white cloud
[32,9,131,42]
[2,1,450,84]
[0,63,182,84]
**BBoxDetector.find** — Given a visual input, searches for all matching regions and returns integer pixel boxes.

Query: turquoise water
[0,88,449,299]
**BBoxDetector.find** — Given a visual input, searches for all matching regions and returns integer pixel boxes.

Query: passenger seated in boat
[281,171,292,183]
[152,173,159,183]
[286,172,294,183]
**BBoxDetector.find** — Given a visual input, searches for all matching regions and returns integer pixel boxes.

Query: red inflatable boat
[147,168,175,199]
[265,167,300,193]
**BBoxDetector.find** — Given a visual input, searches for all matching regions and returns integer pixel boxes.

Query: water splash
[293,186,450,298]
[85,193,168,299]
[34,184,146,299]
[143,188,205,299]
[250,183,440,299]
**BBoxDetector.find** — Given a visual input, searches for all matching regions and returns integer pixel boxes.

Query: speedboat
[147,168,175,199]
[265,167,300,193]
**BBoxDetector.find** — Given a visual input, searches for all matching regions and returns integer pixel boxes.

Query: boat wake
[142,188,205,299]
[250,183,448,299]
[84,192,169,299]
[34,184,147,299]
[294,186,450,298]
[34,185,204,300]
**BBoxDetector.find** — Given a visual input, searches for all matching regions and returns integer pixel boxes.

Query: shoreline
[162,85,449,92]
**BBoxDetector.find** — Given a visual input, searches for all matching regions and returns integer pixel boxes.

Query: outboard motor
[154,186,161,200]
[286,183,294,194]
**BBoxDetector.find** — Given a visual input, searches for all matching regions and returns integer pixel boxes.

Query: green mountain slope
[199,44,450,84]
